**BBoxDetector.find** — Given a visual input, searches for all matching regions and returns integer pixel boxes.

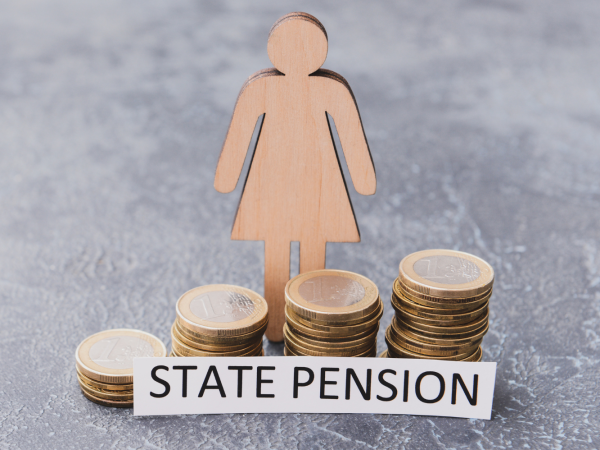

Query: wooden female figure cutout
[214,12,376,341]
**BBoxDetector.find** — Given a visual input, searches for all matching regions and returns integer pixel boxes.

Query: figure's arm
[215,69,276,193]
[317,69,376,196]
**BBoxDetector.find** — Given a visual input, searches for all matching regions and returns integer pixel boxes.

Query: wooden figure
[214,12,376,342]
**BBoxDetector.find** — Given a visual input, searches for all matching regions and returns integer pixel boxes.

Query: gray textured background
[1,0,599,449]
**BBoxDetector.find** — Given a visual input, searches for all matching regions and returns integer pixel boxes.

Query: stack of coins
[171,284,268,357]
[384,250,493,361]
[284,269,382,357]
[75,329,167,407]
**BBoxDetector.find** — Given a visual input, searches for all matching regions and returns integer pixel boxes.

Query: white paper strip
[133,356,496,419]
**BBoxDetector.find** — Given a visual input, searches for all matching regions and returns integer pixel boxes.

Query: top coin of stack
[284,269,382,357]
[385,250,494,361]
[171,284,268,357]
[75,329,167,407]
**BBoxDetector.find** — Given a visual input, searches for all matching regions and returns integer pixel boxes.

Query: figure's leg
[264,239,290,342]
[299,238,327,274]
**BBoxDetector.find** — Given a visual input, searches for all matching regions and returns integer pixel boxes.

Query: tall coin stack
[284,269,382,357]
[76,329,167,407]
[171,285,268,357]
[384,250,493,361]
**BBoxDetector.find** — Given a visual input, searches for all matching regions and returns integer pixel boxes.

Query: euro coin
[78,380,133,401]
[284,324,377,351]
[284,270,381,358]
[171,333,263,357]
[175,318,268,345]
[385,332,477,361]
[81,388,133,408]
[172,284,268,357]
[285,269,380,323]
[386,250,493,362]
[399,249,494,299]
[176,285,268,337]
[171,321,255,352]
[76,367,133,391]
[395,317,489,345]
[387,322,482,356]
[392,295,489,325]
[285,301,383,335]
[398,309,489,335]
[285,328,376,357]
[75,328,166,408]
[76,329,167,385]
[395,281,492,310]
[285,312,378,341]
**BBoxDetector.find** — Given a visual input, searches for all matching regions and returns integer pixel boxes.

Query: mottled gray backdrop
[1,0,599,449]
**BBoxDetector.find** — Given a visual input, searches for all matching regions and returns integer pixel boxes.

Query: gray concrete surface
[1,0,599,448]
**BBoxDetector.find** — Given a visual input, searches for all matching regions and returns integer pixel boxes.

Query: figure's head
[267,13,328,76]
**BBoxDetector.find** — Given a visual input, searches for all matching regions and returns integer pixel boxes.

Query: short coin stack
[385,250,493,361]
[75,329,167,407]
[171,284,268,357]
[284,269,382,357]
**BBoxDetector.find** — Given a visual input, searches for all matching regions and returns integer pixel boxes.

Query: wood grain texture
[215,12,376,341]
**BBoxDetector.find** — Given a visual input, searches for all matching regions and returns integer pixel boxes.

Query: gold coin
[387,341,482,362]
[169,346,265,358]
[171,333,262,357]
[399,250,494,299]
[395,317,489,345]
[288,322,379,344]
[398,319,487,341]
[285,311,379,341]
[171,321,256,352]
[76,329,167,384]
[80,388,132,408]
[284,324,378,351]
[78,378,133,401]
[392,294,489,325]
[176,284,268,337]
[284,329,375,357]
[176,317,268,344]
[398,280,492,305]
[284,338,376,358]
[392,292,488,319]
[76,368,133,391]
[387,324,482,356]
[287,299,384,328]
[397,310,489,336]
[287,341,377,358]
[284,323,377,351]
[288,344,377,358]
[394,278,492,310]
[285,301,383,335]
[285,269,380,323]
[385,335,475,360]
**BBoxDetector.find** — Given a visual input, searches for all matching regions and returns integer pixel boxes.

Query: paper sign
[133,357,496,419]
